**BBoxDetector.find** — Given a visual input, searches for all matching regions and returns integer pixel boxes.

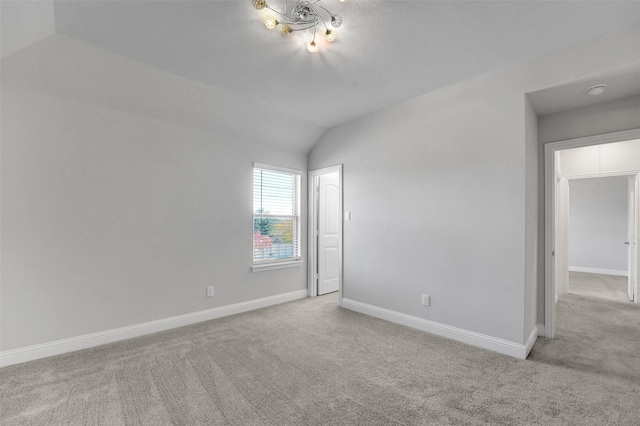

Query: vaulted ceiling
[3,1,640,152]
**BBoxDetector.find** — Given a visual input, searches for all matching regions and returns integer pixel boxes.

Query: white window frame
[252,162,303,272]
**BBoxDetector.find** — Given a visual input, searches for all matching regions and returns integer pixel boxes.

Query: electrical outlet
[207,286,214,297]
[421,294,430,307]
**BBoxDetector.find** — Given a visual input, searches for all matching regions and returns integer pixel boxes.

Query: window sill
[252,260,304,272]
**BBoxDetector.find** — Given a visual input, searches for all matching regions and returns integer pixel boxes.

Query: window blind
[253,166,301,264]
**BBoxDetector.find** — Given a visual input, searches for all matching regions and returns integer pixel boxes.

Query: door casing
[308,165,343,304]
[544,128,640,338]
[627,175,638,302]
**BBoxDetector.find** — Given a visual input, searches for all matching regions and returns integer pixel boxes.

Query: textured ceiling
[3,1,640,152]
[0,0,55,59]
[528,65,640,116]
[52,1,640,128]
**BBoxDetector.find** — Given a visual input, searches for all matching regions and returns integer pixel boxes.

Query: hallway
[569,271,632,304]
[529,272,640,383]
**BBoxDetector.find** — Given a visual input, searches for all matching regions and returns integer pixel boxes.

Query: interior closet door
[317,172,340,295]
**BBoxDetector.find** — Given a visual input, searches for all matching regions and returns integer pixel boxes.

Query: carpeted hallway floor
[529,271,640,384]
[567,271,631,304]
[2,292,639,425]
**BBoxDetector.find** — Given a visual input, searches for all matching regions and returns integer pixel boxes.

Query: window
[253,163,301,268]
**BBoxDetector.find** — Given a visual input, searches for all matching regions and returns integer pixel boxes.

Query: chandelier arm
[254,0,343,51]
[265,5,292,20]
[316,9,329,30]
[312,3,337,31]
[313,3,334,17]
[288,23,317,32]
[288,14,319,28]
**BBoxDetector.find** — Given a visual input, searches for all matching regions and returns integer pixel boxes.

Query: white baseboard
[0,289,307,368]
[342,298,532,359]
[536,323,546,337]
[524,326,538,356]
[569,266,628,277]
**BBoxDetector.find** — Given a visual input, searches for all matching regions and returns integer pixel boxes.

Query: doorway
[308,165,343,302]
[566,175,635,303]
[544,130,640,338]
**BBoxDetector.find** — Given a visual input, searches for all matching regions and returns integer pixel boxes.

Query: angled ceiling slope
[528,66,640,116]
[0,0,55,59]
[3,1,640,152]
[1,34,327,152]
[52,1,640,128]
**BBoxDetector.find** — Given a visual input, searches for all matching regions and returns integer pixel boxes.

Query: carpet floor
[529,272,640,384]
[568,271,631,304]
[1,293,639,425]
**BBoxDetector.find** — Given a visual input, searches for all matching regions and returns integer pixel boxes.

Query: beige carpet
[568,271,631,304]
[2,293,639,425]
[529,271,640,384]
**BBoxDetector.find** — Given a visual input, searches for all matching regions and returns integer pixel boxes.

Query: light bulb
[325,29,336,43]
[331,14,342,28]
[263,15,278,29]
[280,24,292,37]
[340,0,346,2]
[252,0,266,10]
[307,40,318,53]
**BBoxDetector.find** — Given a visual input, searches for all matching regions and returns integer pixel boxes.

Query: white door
[317,172,340,295]
[627,175,638,302]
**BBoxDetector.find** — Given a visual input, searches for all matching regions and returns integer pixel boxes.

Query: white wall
[312,77,528,344]
[1,85,307,351]
[524,98,538,337]
[568,177,628,273]
[539,95,640,144]
[310,24,640,347]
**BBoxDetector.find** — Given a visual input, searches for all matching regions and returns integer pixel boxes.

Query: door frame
[308,165,343,304]
[544,128,640,338]
[627,174,638,302]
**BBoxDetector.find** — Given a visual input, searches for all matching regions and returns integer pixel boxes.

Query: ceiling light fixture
[252,0,345,53]
[586,84,607,96]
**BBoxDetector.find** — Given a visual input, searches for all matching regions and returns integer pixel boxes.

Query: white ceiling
[51,0,640,127]
[3,1,640,151]
[0,0,55,59]
[528,65,640,116]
